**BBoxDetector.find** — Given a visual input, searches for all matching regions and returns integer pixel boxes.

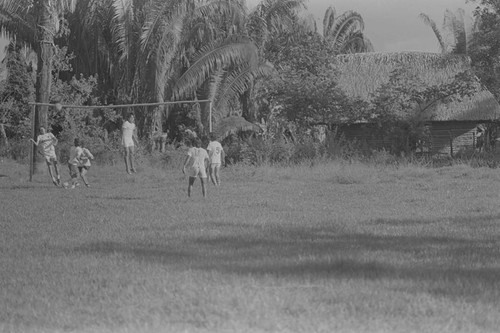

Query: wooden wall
[338,121,481,156]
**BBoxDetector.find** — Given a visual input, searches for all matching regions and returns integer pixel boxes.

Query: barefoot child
[206,132,225,186]
[182,138,209,197]
[65,138,94,188]
[31,127,61,186]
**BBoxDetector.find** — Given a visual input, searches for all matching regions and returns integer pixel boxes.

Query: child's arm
[85,148,94,160]
[133,128,139,146]
[30,138,39,146]
[221,148,226,167]
[182,155,190,175]
[51,134,58,146]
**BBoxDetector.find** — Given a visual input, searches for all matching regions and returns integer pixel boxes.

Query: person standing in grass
[65,138,93,189]
[206,132,225,186]
[31,126,61,186]
[122,112,138,174]
[77,140,94,187]
[182,138,209,197]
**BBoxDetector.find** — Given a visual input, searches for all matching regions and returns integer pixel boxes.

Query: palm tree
[0,0,76,171]
[322,6,374,54]
[419,8,473,54]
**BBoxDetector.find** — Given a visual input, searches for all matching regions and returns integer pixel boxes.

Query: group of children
[33,124,225,197]
[182,132,225,198]
[32,128,94,189]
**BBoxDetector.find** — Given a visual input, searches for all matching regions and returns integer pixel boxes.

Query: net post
[29,104,35,182]
[209,100,212,132]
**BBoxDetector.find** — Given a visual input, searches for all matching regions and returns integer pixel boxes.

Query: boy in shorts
[31,127,61,186]
[206,132,225,186]
[122,113,138,174]
[65,138,94,188]
[182,138,209,197]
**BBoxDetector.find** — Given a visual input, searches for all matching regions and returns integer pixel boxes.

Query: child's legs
[45,159,55,179]
[123,146,130,171]
[200,177,207,197]
[128,146,136,170]
[213,164,221,185]
[53,160,60,179]
[79,167,89,185]
[209,164,217,185]
[188,176,196,197]
[68,164,79,185]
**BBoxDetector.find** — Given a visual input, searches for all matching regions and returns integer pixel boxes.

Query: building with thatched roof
[334,52,500,155]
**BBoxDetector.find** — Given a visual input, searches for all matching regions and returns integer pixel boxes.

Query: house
[334,52,500,155]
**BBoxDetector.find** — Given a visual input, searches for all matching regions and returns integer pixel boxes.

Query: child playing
[65,138,94,189]
[206,132,225,186]
[182,138,209,197]
[31,127,61,186]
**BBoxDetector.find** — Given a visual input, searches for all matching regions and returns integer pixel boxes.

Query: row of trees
[0,0,373,148]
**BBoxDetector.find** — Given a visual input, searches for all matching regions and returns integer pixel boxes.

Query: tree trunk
[0,124,7,148]
[33,0,56,173]
[241,85,257,123]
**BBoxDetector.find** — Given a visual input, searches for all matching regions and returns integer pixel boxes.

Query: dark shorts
[68,164,78,178]
[78,166,90,173]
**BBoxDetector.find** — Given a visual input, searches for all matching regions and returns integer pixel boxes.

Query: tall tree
[419,8,472,54]
[468,0,500,99]
[322,6,374,54]
[0,0,76,170]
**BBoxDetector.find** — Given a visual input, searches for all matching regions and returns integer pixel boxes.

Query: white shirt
[37,133,56,156]
[69,146,83,165]
[206,141,223,164]
[122,121,136,147]
[186,147,209,169]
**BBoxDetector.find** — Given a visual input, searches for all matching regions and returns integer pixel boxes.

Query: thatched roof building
[333,52,500,155]
[335,52,500,120]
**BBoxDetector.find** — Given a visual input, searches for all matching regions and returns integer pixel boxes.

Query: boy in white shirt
[206,132,225,186]
[65,138,94,188]
[182,138,209,197]
[121,113,138,174]
[31,127,61,186]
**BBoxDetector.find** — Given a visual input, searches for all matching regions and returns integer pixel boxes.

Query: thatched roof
[334,52,500,121]
[214,116,262,140]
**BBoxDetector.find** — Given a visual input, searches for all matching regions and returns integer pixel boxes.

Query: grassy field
[1,158,500,333]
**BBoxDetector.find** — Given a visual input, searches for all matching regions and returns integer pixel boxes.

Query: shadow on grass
[68,214,500,297]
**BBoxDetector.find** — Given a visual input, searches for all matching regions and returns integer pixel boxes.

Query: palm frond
[213,60,275,111]
[0,1,36,44]
[322,6,336,37]
[327,10,364,47]
[172,36,259,101]
[419,13,447,53]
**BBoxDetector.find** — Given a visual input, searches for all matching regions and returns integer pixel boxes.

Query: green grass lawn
[1,159,500,333]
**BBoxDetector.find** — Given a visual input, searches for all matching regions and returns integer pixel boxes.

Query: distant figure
[182,138,209,198]
[476,125,485,152]
[206,132,225,186]
[121,113,139,174]
[31,126,61,186]
[64,138,94,189]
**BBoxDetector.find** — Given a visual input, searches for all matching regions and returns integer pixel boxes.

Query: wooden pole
[29,104,35,182]
[209,101,213,132]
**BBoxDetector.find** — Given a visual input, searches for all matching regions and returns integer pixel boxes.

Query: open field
[1,158,500,333]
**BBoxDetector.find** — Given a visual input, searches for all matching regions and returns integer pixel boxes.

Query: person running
[64,138,94,189]
[77,140,94,187]
[31,126,61,186]
[122,112,138,174]
[206,132,225,186]
[182,138,209,198]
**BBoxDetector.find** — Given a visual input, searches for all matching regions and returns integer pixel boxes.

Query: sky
[247,0,478,53]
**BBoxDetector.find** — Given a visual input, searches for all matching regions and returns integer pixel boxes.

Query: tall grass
[1,157,500,333]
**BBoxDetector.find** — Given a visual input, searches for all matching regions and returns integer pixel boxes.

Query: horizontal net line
[28,100,211,109]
